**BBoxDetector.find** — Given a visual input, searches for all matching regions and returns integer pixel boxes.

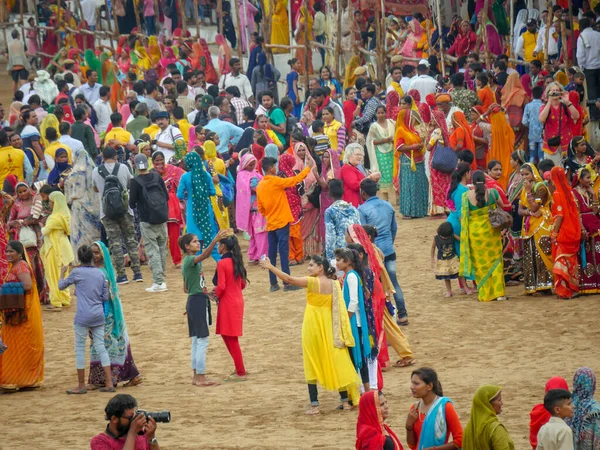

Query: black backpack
[136,173,168,225]
[98,163,127,220]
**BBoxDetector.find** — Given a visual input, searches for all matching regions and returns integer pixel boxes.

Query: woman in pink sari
[427,110,453,217]
[294,142,321,257]
[236,153,267,262]
[400,19,427,60]
[314,148,341,244]
[160,47,178,77]
[238,0,258,53]
[216,34,232,76]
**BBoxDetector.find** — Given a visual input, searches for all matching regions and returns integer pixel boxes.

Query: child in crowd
[59,245,112,394]
[523,86,544,164]
[529,377,570,449]
[179,229,228,387]
[536,389,574,450]
[431,222,460,298]
[538,158,556,181]
[213,235,249,382]
[310,119,330,159]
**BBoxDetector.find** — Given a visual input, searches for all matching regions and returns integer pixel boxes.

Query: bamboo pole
[509,0,515,62]
[335,0,341,79]
[233,0,243,61]
[0,2,8,55]
[374,0,384,84]
[480,0,492,70]
[154,0,161,34]
[193,0,201,38]
[217,0,223,35]
[435,0,446,77]
[287,0,293,58]
[19,0,26,47]
[544,0,551,64]
[560,17,569,68]
[134,0,142,32]
[568,0,575,68]
[177,0,187,35]
[302,0,309,75]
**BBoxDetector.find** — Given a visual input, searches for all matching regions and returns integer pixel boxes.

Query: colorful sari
[550,167,581,299]
[279,153,304,263]
[460,189,505,301]
[366,119,396,204]
[487,110,516,191]
[520,164,554,294]
[573,172,600,294]
[0,259,44,389]
[395,110,428,218]
[429,110,453,215]
[570,367,600,450]
[450,111,476,171]
[501,73,529,150]
[356,391,404,450]
[203,141,230,230]
[89,241,140,386]
[236,154,267,261]
[271,0,290,54]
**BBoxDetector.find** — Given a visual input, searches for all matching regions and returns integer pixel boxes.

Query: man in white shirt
[79,69,101,104]
[218,58,254,102]
[93,86,112,135]
[408,61,438,100]
[153,111,183,162]
[313,3,326,66]
[58,121,86,155]
[577,18,600,120]
[80,0,97,30]
[534,8,561,61]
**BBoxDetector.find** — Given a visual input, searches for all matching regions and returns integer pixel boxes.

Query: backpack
[136,173,169,224]
[98,163,127,220]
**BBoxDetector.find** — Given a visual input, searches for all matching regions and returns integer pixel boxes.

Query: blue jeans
[529,141,543,163]
[191,336,209,374]
[268,224,290,286]
[315,34,326,66]
[74,323,109,370]
[145,16,156,35]
[384,253,407,319]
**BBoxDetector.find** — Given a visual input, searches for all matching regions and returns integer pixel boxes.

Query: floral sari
[429,110,453,215]
[366,119,396,203]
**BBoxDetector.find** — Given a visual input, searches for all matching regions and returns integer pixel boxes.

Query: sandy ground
[2,74,600,449]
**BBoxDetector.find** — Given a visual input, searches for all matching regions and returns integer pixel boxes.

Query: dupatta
[292,142,316,189]
[366,119,395,173]
[41,191,74,266]
[501,73,528,109]
[394,110,425,172]
[488,110,515,190]
[570,367,600,446]
[550,166,581,255]
[235,153,263,232]
[463,385,508,450]
[184,152,214,242]
[94,241,125,339]
[356,391,403,450]
[342,269,372,369]
[418,397,452,450]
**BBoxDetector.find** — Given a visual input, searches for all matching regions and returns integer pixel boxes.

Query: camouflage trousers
[101,214,141,278]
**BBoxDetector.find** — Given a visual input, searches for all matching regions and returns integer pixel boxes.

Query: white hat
[418,59,431,67]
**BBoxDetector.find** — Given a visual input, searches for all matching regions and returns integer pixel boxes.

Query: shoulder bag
[431,142,458,174]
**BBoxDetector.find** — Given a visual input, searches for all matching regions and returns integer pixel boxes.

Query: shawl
[94,241,125,339]
[235,128,255,153]
[463,385,510,450]
[569,91,585,137]
[570,367,600,445]
[485,174,511,212]
[40,113,60,149]
[235,153,263,232]
[278,153,303,222]
[184,152,214,242]
[343,269,372,367]
[292,142,316,188]
[551,166,581,254]
[216,34,232,75]
[355,391,403,450]
[348,224,382,280]
[394,110,425,167]
[41,191,74,266]
[366,119,396,173]
[265,143,279,172]
[344,55,361,90]
[488,110,515,190]
[501,73,528,109]
[321,148,341,181]
[530,377,569,449]
[47,148,72,185]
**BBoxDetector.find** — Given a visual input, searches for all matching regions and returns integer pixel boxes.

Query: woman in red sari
[572,168,600,294]
[447,20,477,58]
[356,391,404,450]
[550,166,582,299]
[427,110,452,216]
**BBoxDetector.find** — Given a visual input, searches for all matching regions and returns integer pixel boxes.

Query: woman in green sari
[459,170,507,302]
[463,385,515,450]
[366,105,396,204]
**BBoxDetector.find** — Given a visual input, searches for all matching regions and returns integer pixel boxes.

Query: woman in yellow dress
[271,0,290,54]
[0,240,44,390]
[518,163,554,295]
[41,191,74,310]
[259,255,360,415]
[202,139,230,230]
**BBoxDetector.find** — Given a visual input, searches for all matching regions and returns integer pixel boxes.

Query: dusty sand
[2,77,600,449]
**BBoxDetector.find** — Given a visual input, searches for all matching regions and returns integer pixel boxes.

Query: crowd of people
[1,0,600,448]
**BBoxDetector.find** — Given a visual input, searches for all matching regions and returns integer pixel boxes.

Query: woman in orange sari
[0,240,44,390]
[550,166,582,299]
[395,109,428,218]
[450,110,476,171]
[485,104,515,191]
[501,72,529,150]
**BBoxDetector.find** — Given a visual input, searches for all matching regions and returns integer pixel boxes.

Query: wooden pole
[193,0,201,38]
[480,0,492,70]
[154,0,161,34]
[134,0,142,32]
[560,16,569,68]
[19,0,26,47]
[374,0,384,84]
[217,0,223,35]
[233,0,243,61]
[435,0,446,77]
[0,2,8,54]
[335,0,341,77]
[287,0,293,58]
[509,0,515,62]
[302,0,309,75]
[568,0,576,68]
[32,0,42,58]
[74,0,88,51]
[177,0,187,35]
[243,0,251,56]
[544,0,551,64]
[104,0,113,33]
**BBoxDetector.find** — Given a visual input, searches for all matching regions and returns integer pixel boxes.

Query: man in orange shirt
[257,156,313,292]
[476,72,495,111]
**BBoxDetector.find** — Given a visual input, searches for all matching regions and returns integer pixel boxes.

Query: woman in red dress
[213,235,248,381]
[356,391,404,450]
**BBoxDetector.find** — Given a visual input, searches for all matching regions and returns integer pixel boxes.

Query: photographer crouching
[91,394,169,449]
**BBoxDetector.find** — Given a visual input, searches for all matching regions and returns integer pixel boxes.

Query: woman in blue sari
[88,241,141,388]
[406,367,464,450]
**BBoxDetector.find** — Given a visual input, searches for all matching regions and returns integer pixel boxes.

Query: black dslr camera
[135,410,171,423]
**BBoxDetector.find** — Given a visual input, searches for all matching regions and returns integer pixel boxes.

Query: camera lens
[146,411,171,423]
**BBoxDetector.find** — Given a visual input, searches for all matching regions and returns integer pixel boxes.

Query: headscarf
[501,72,528,109]
[355,391,403,450]
[257,52,273,80]
[235,153,263,232]
[550,166,581,254]
[565,136,594,176]
[321,148,341,181]
[435,93,452,104]
[348,224,381,280]
[216,34,232,75]
[570,367,600,444]
[33,70,59,105]
[184,152,214,241]
[264,143,279,172]
[278,153,303,222]
[3,174,18,195]
[292,142,316,188]
[519,163,544,207]
[463,385,507,450]
[394,110,425,168]
[93,241,125,338]
[39,113,60,149]
[235,128,255,153]
[47,148,72,185]
[408,88,431,124]
[569,91,586,137]
[529,377,569,449]
[203,140,226,175]
[344,55,360,90]
[487,110,514,189]
[431,109,451,144]
[451,111,475,152]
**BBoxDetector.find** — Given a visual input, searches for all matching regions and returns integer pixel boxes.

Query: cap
[419,59,431,67]
[390,55,403,64]
[134,154,148,170]
[155,111,169,119]
[526,18,537,26]
[199,94,214,108]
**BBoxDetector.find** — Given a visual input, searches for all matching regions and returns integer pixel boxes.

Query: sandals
[123,376,142,388]
[66,388,88,395]
[397,319,409,327]
[224,374,248,382]
[443,292,453,298]
[393,358,416,368]
[99,386,116,393]
[305,407,320,415]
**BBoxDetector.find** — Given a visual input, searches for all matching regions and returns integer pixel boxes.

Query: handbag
[431,143,458,174]
[545,104,563,148]
[488,205,513,230]
[19,225,37,248]
[218,173,235,207]
[0,281,27,325]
